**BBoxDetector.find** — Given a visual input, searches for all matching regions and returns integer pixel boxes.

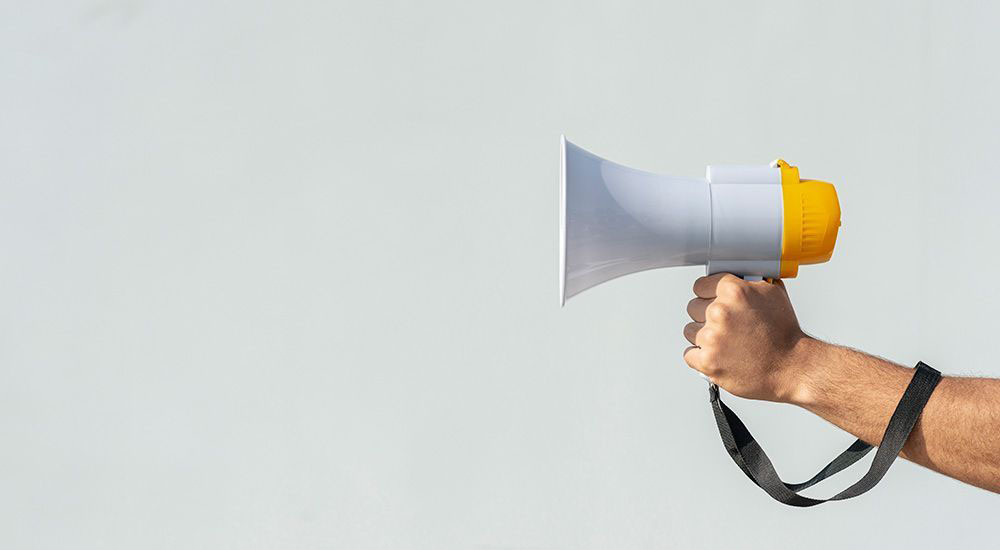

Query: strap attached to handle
[709,362,941,506]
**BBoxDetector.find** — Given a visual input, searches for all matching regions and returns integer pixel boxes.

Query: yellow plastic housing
[777,160,841,278]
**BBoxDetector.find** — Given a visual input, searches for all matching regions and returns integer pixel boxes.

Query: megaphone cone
[559,136,842,305]
[560,136,711,304]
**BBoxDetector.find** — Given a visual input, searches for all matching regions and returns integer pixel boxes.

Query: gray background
[2,1,999,548]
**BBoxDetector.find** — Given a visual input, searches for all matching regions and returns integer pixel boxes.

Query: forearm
[789,338,1000,493]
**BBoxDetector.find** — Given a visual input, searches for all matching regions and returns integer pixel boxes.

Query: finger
[683,321,704,344]
[683,345,704,372]
[686,298,712,322]
[694,325,717,348]
[693,272,742,299]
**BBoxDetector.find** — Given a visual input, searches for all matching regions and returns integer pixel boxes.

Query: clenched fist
[683,273,812,404]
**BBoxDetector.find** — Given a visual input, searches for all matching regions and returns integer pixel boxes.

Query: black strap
[710,362,941,506]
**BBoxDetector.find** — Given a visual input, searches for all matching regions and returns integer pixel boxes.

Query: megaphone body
[560,136,840,303]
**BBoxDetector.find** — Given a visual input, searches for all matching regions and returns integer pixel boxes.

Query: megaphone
[558,136,897,508]
[559,136,840,303]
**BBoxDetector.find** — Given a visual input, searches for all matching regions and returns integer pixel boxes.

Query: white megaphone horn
[559,136,841,304]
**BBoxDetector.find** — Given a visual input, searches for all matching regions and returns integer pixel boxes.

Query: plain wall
[2,1,999,548]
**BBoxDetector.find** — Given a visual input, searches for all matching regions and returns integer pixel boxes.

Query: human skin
[682,273,1000,493]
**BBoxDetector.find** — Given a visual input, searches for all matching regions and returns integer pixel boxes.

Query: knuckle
[716,280,736,297]
[699,327,719,347]
[735,283,751,299]
[700,353,720,374]
[718,277,748,299]
[706,302,730,323]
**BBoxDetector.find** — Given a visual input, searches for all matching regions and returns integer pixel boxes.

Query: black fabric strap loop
[710,362,941,507]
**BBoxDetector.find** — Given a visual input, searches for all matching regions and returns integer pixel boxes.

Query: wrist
[779,336,835,407]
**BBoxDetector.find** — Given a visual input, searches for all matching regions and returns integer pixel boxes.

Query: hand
[682,273,811,403]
